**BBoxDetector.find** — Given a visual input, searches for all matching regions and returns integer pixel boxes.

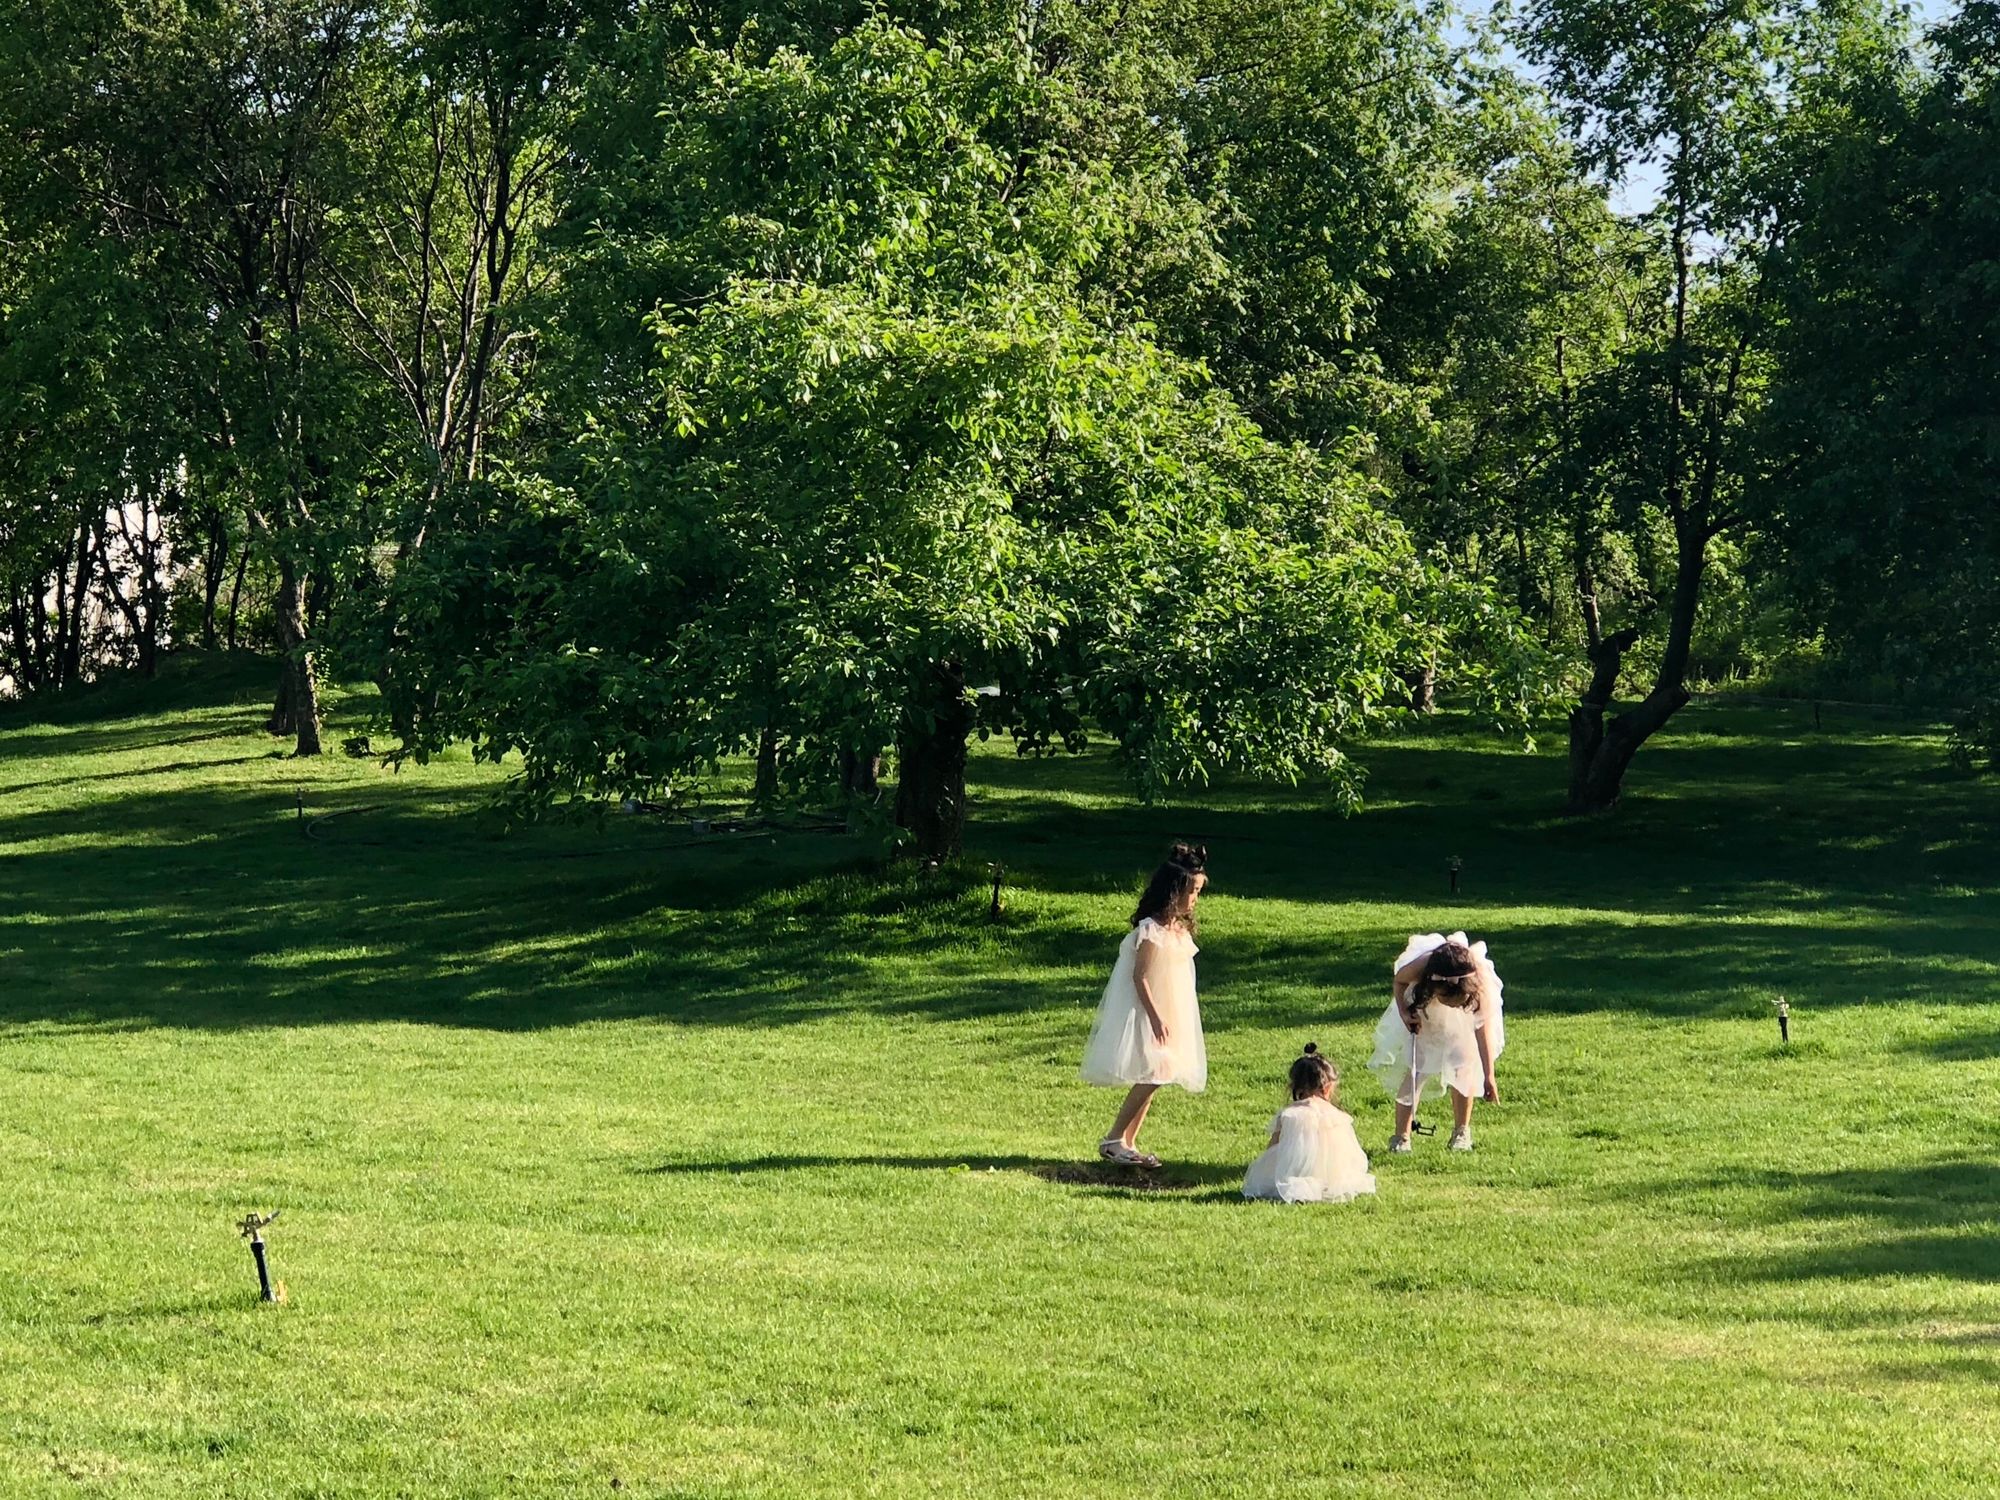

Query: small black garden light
[988,863,1006,921]
[1448,855,1463,895]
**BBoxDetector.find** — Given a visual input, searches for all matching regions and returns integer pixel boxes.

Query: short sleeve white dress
[1366,931,1505,1107]
[1242,1096,1377,1203]
[1079,918,1206,1092]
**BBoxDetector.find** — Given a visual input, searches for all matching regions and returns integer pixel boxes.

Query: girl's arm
[1476,1021,1499,1103]
[1392,953,1428,1029]
[1132,937,1169,1043]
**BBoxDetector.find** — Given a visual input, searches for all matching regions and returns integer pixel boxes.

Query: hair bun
[1168,842,1208,873]
[1302,1042,1318,1055]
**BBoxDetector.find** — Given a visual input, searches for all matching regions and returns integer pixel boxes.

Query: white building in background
[0,487,187,700]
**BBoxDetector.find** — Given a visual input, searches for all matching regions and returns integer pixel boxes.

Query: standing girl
[1367,932,1505,1153]
[1080,843,1209,1167]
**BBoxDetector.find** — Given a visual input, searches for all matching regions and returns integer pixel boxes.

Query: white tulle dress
[1242,1096,1376,1203]
[1367,932,1505,1107]
[1079,917,1206,1092]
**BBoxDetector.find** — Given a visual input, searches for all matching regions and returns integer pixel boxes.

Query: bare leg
[1107,1083,1161,1146]
[1449,1087,1475,1132]
[1393,1070,1425,1140]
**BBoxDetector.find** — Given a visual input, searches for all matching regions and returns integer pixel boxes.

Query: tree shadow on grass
[5,785,1995,1035]
[2,689,1999,1033]
[1741,1161,2000,1230]
[1769,1231,2000,1283]
[638,1152,1244,1198]
[1902,1029,2000,1062]
[1639,1161,2000,1291]
[0,714,265,766]
[1873,1352,2000,1384]
[0,753,278,798]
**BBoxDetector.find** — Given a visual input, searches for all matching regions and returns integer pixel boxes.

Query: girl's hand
[1148,1012,1169,1045]
[1484,1076,1500,1104]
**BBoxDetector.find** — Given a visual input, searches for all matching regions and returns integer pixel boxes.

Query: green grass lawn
[1,656,1996,1498]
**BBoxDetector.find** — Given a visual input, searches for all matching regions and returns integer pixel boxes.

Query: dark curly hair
[1289,1042,1337,1102]
[1131,842,1207,932]
[1406,941,1486,1024]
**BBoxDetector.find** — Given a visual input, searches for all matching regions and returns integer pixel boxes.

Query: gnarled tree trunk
[1566,524,1705,813]
[894,662,972,862]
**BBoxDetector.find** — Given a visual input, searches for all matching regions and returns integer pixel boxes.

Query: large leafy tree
[389,15,1545,856]
[317,0,628,740]
[1515,0,1901,811]
[0,206,182,691]
[1042,1,1635,711]
[0,0,398,750]
[1123,0,1464,444]
[1358,69,1644,695]
[1761,3,2000,760]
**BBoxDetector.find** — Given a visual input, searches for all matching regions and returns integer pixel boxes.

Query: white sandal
[1098,1139,1161,1168]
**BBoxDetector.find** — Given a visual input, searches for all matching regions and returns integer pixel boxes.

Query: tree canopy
[0,0,1990,838]
[1760,1,2000,761]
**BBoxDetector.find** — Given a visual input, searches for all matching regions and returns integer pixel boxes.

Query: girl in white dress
[1367,932,1505,1153]
[1080,843,1208,1167]
[1243,1044,1376,1203]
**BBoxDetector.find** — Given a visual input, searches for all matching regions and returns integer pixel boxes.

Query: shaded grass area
[0,655,1995,1497]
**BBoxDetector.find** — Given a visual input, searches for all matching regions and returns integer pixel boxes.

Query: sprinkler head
[237,1210,279,1240]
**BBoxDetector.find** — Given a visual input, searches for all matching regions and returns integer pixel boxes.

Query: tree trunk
[268,559,323,756]
[101,492,159,677]
[7,591,39,693]
[1565,526,1706,813]
[839,747,882,797]
[753,724,781,810]
[59,517,102,689]
[838,745,883,832]
[136,595,160,677]
[1404,664,1437,714]
[894,663,973,862]
[304,569,330,632]
[26,574,50,687]
[133,488,165,677]
[268,667,295,735]
[50,540,73,690]
[1566,624,1635,809]
[225,541,250,650]
[200,512,228,650]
